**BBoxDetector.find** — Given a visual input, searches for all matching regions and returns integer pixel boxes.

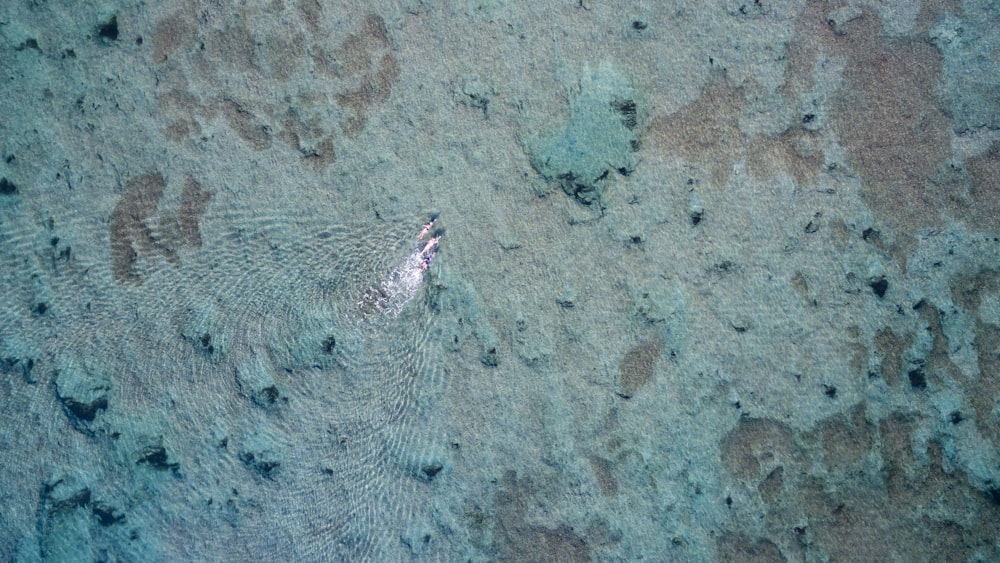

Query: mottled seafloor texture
[1,0,999,561]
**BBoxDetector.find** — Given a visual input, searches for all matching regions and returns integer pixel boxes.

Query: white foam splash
[357,247,427,321]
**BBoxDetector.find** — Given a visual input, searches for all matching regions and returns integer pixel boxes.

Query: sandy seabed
[2,1,1000,561]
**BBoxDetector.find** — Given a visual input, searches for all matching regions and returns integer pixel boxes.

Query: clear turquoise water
[2,1,1000,561]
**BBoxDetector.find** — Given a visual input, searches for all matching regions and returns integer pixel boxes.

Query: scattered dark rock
[949,411,963,424]
[610,98,638,130]
[15,38,40,52]
[556,297,574,308]
[97,16,119,41]
[823,384,837,398]
[986,484,1000,506]
[259,385,279,405]
[714,260,737,274]
[55,367,111,423]
[2,356,36,383]
[632,20,648,30]
[461,76,495,116]
[235,359,282,407]
[870,277,889,298]
[0,177,18,195]
[908,368,927,389]
[239,448,281,478]
[91,502,125,526]
[805,214,820,233]
[731,319,751,333]
[136,443,180,472]
[691,210,704,225]
[42,477,91,513]
[421,463,443,480]
[481,346,499,367]
[322,335,336,354]
[199,333,214,354]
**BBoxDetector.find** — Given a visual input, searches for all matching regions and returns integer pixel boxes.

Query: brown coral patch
[325,14,400,136]
[201,22,259,78]
[221,99,272,150]
[646,72,746,189]
[483,470,594,562]
[109,174,212,285]
[333,14,392,77]
[616,340,662,399]
[951,269,1000,449]
[162,177,213,251]
[727,400,999,560]
[280,107,338,169]
[878,411,916,502]
[716,533,786,563]
[720,417,797,481]
[873,326,907,386]
[913,300,966,386]
[814,402,873,471]
[972,320,1000,449]
[798,432,989,563]
[336,55,400,136]
[164,119,198,143]
[297,0,324,37]
[151,12,195,64]
[646,71,821,190]
[110,173,166,284]
[828,15,951,229]
[588,456,618,497]
[786,2,955,264]
[967,142,1000,234]
[757,466,784,504]
[151,8,400,161]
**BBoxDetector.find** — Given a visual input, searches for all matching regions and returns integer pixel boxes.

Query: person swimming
[420,251,435,271]
[416,216,442,273]
[418,213,439,239]
[421,233,441,257]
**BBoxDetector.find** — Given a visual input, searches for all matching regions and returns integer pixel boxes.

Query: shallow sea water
[2,1,1000,561]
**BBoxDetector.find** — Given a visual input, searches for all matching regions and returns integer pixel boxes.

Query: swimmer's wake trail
[357,214,442,321]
